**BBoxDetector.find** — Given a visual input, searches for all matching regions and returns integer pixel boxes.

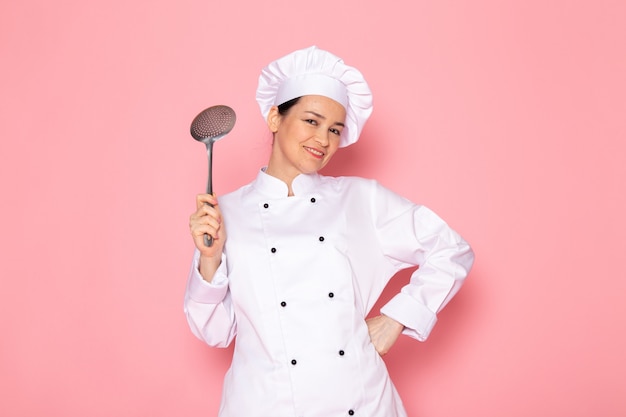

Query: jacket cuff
[380,292,437,342]
[186,251,229,304]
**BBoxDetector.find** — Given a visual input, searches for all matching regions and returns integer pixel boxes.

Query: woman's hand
[366,315,404,356]
[189,193,227,282]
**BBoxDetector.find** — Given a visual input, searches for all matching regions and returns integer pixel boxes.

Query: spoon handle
[203,201,214,247]
[204,143,214,247]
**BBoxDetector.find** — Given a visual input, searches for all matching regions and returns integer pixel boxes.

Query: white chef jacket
[184,169,474,417]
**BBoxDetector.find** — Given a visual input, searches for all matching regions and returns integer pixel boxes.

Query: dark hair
[277,97,301,116]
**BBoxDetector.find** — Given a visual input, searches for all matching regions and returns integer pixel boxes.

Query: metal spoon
[190,105,236,246]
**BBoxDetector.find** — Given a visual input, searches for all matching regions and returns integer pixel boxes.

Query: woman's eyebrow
[304,111,345,127]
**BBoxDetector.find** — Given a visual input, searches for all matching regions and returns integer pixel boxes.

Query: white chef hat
[256,46,373,148]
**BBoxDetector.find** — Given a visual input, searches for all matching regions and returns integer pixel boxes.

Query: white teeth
[306,147,323,156]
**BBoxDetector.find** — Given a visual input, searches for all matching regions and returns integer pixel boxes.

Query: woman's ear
[267,106,280,133]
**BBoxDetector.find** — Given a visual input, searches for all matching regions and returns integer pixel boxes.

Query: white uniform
[184,169,474,417]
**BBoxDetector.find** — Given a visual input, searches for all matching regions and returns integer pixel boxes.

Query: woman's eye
[330,128,341,136]
[304,119,317,125]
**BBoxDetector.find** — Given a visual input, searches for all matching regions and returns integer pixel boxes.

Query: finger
[191,225,217,243]
[201,202,222,218]
[191,225,223,253]
[191,215,222,237]
[196,193,219,209]
[190,205,222,227]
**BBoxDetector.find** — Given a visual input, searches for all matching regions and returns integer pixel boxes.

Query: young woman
[185,46,474,417]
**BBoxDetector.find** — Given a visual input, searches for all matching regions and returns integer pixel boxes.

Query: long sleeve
[373,183,474,341]
[183,249,237,347]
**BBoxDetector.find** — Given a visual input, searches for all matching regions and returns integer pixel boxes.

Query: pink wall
[1,0,624,416]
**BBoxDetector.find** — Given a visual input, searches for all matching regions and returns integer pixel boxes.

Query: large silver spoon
[190,105,236,247]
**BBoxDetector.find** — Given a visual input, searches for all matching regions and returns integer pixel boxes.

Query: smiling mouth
[304,146,324,158]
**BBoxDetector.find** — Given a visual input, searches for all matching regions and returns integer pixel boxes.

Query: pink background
[1,0,624,416]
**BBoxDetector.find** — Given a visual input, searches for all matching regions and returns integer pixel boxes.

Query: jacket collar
[253,168,321,197]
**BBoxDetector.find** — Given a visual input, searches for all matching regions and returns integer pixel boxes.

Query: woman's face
[266,95,346,182]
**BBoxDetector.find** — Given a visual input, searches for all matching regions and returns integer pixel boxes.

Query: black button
[291,359,297,365]
[328,292,334,298]
[310,197,316,203]
[319,236,325,242]
[348,410,355,416]
[271,247,277,253]
[339,350,345,356]
[263,203,269,208]
[280,301,287,307]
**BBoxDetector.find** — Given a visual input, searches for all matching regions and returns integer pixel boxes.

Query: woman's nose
[315,129,330,146]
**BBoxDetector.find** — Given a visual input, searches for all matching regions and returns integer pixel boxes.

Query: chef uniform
[184,46,474,417]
